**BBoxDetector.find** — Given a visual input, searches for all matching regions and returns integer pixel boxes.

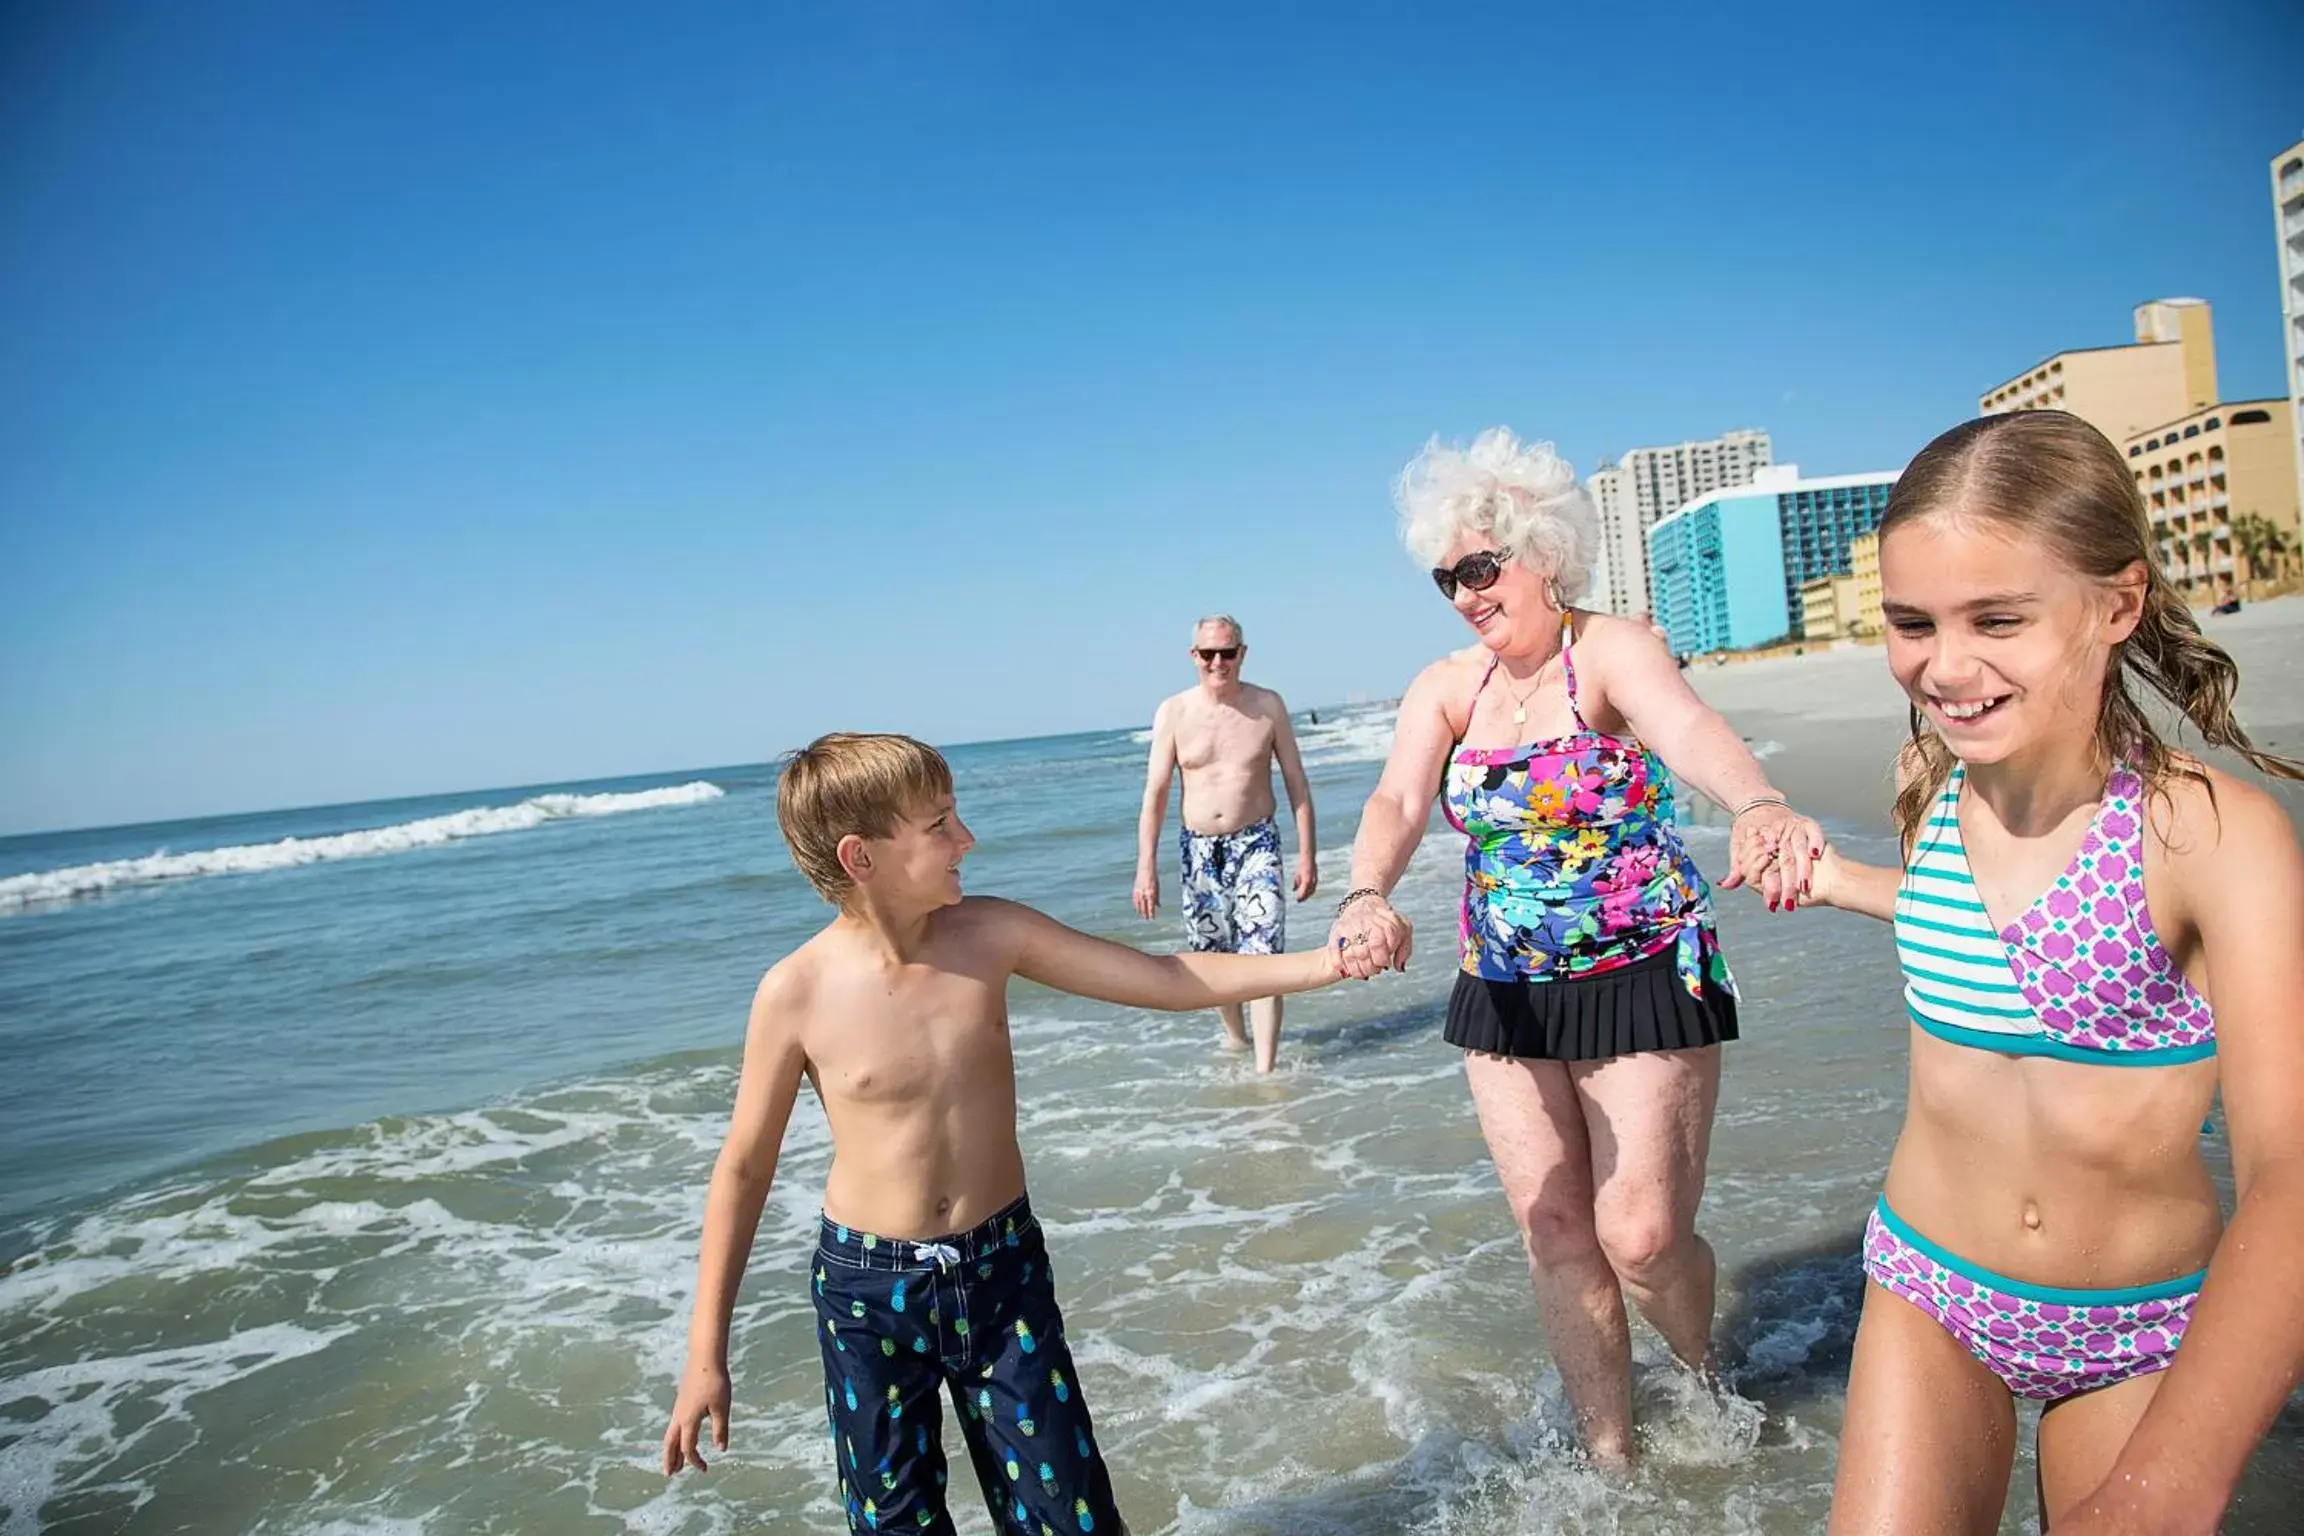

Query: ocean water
[3,713,2299,1534]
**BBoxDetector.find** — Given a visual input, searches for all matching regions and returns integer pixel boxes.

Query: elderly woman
[1330,428,1820,1466]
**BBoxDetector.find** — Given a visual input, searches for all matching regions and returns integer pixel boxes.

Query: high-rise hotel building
[1646,465,1899,657]
[2275,139,2304,527]
[1979,298,2217,445]
[1587,429,1772,618]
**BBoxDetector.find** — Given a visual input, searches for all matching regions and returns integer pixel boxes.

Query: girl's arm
[2059,777,2304,1532]
[1803,845,1900,922]
[998,900,1341,1008]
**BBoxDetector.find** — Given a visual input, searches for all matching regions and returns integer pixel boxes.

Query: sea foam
[0,782,725,915]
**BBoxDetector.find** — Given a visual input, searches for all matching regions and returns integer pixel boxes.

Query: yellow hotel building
[1980,299,2218,444]
[2124,399,2300,596]
[1849,529,1882,637]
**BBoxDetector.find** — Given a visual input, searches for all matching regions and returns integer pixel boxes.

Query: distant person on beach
[1133,615,1318,1072]
[660,733,1347,1531]
[1795,412,2304,1533]
[2212,581,2242,615]
[1327,428,1821,1467]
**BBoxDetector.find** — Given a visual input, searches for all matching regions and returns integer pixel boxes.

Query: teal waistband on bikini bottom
[1872,1197,2206,1306]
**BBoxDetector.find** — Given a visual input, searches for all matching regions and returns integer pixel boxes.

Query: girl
[1797,411,2304,1532]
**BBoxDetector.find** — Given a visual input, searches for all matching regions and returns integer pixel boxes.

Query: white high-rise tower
[2274,139,2304,533]
[1587,429,1774,617]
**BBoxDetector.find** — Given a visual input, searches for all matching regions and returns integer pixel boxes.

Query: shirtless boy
[1132,615,1318,1071]
[661,733,1344,1533]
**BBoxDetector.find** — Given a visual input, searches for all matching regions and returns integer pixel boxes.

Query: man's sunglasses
[1195,647,1241,663]
[1431,549,1512,600]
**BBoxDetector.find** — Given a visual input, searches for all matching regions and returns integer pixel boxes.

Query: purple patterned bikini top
[1894,762,2215,1065]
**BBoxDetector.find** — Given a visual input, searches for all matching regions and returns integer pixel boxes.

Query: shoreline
[1683,593,2304,832]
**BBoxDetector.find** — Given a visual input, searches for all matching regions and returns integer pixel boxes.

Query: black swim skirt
[1443,947,1738,1062]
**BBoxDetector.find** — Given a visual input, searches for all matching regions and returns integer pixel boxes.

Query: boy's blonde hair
[776,733,955,903]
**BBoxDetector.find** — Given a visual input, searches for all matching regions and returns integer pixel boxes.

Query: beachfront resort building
[1648,490,1786,657]
[1646,465,1900,656]
[1798,574,1866,642]
[1588,429,1773,618]
[1979,298,2219,445]
[1850,530,1883,638]
[2274,140,2304,528]
[2123,399,2300,596]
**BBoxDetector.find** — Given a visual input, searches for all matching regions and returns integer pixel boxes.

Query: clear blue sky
[4,1,2299,834]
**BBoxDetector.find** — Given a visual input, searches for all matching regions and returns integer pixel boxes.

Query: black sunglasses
[1195,647,1241,662]
[1431,548,1511,600]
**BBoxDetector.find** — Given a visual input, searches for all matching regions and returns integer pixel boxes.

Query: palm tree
[2230,512,2297,584]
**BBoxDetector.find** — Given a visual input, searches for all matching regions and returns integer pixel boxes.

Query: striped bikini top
[1894,762,2214,1065]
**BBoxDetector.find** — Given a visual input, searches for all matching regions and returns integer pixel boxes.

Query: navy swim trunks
[1177,816,1285,955]
[813,1195,1124,1534]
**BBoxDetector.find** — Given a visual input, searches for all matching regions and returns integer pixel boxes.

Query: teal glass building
[1646,468,1899,655]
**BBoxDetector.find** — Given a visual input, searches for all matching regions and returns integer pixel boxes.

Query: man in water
[1132,615,1318,1072]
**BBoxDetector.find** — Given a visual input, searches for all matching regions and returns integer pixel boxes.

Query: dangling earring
[1546,579,1565,611]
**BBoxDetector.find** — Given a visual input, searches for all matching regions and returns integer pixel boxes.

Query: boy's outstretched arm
[995,899,1342,1009]
[661,966,808,1477]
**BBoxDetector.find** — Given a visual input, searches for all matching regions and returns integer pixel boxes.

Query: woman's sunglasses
[1431,549,1511,600]
[1195,647,1241,663]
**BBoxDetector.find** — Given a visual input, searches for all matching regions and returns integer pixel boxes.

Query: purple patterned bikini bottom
[1861,1197,2200,1401]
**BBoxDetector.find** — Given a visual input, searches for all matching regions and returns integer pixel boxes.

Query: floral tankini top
[1440,616,1735,1004]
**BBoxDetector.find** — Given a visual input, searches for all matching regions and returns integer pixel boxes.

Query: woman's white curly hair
[1394,428,1600,603]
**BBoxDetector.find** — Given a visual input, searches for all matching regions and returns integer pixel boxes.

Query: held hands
[1131,865,1159,921]
[1718,801,1826,912]
[1800,842,1848,911]
[1293,855,1319,903]
[661,1357,731,1476]
[1328,892,1412,980]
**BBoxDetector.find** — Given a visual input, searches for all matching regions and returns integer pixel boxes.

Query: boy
[660,733,1351,1532]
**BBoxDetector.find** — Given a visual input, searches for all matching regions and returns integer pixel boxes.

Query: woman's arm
[2057,777,2304,1532]
[1329,660,1460,973]
[1346,662,1456,891]
[1584,618,1822,908]
[996,899,1341,1008]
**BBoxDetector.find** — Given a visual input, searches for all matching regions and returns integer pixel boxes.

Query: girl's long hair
[1885,411,2303,849]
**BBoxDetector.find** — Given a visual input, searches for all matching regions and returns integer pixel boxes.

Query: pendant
[1513,707,1527,726]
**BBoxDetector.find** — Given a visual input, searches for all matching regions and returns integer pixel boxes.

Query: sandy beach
[1683,594,2304,831]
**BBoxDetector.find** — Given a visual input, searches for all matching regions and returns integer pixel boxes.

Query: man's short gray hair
[1395,428,1599,602]
[1192,614,1244,644]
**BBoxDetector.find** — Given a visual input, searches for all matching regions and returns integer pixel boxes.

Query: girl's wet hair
[1884,410,2303,847]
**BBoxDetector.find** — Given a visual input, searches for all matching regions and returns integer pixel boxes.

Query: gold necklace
[1494,614,1569,728]
[1498,658,1550,727]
